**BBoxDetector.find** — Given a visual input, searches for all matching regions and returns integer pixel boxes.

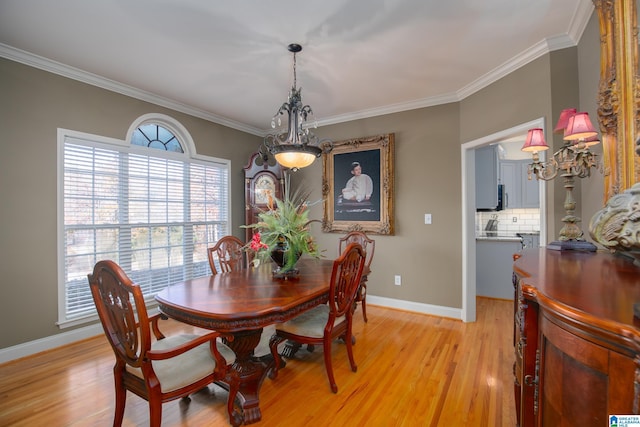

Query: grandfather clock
[243,152,285,242]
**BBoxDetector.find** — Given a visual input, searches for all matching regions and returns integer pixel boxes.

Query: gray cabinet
[476,239,522,299]
[499,160,539,209]
[520,166,539,208]
[519,233,540,249]
[499,161,518,208]
[475,145,498,210]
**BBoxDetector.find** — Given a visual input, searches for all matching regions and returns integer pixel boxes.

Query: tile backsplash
[476,208,540,236]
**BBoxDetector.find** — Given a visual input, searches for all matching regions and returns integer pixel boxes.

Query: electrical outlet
[394,275,401,286]
[512,217,518,223]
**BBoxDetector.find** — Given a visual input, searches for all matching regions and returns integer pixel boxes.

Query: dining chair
[88,260,234,427]
[207,235,248,274]
[338,231,375,322]
[268,242,366,393]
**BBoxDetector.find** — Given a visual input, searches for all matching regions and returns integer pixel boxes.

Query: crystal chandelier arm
[261,43,333,170]
[300,104,312,121]
[277,102,292,115]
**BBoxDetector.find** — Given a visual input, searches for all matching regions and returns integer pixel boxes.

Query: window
[57,118,230,327]
[131,123,184,153]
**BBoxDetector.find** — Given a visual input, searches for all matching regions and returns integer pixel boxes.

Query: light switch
[424,213,432,224]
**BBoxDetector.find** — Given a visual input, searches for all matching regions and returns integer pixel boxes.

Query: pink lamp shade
[554,108,577,133]
[563,112,598,141]
[582,134,600,147]
[521,128,549,152]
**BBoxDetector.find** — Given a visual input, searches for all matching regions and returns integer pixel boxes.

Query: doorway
[460,118,546,322]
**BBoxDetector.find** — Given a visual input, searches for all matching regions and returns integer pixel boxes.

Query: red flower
[249,232,268,252]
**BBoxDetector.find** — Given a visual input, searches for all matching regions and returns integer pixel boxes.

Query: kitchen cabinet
[513,249,640,426]
[499,161,518,208]
[520,166,539,208]
[499,160,539,209]
[518,233,539,249]
[475,145,498,210]
[476,238,521,299]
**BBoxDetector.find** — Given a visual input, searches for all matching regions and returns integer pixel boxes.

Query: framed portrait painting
[322,133,394,234]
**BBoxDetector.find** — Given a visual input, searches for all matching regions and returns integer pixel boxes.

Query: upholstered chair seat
[125,334,236,393]
[275,305,345,338]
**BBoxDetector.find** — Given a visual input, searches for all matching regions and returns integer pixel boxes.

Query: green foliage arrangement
[242,175,321,271]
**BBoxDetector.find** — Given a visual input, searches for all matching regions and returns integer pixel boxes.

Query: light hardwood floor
[0,297,516,426]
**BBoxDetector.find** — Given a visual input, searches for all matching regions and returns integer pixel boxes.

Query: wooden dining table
[155,257,335,426]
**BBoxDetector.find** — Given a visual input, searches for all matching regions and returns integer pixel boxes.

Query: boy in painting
[341,161,373,203]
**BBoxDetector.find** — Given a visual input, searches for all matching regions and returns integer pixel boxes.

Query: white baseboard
[0,323,103,364]
[366,295,462,320]
[0,297,461,364]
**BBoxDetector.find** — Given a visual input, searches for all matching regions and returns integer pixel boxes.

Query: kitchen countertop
[476,234,523,242]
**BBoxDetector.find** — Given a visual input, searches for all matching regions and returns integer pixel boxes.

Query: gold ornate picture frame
[322,133,394,234]
[593,0,640,200]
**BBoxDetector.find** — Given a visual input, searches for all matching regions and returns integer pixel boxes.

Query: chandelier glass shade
[262,44,332,171]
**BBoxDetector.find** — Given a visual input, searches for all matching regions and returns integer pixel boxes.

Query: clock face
[254,175,276,205]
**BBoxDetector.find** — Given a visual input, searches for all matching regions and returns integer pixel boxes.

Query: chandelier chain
[293,51,297,90]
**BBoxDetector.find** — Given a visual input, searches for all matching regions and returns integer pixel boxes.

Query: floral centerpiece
[242,176,321,275]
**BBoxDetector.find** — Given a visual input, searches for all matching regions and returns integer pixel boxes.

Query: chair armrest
[146,330,232,374]
[148,313,168,340]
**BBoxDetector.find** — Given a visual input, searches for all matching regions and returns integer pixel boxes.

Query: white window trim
[56,122,231,328]
[125,113,197,155]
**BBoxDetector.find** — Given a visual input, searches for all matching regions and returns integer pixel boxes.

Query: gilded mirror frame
[593,0,640,200]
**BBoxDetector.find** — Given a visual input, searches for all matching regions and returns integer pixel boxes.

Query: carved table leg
[221,328,274,426]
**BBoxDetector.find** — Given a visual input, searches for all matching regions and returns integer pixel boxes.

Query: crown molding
[568,0,596,44]
[0,43,264,136]
[309,92,460,129]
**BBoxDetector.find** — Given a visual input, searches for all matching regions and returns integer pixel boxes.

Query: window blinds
[62,137,230,322]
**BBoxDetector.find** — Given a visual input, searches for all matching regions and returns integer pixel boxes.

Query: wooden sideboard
[512,248,640,426]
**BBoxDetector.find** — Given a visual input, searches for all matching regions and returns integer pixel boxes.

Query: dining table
[155,257,335,426]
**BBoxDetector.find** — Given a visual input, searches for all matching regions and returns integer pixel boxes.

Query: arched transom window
[131,123,184,153]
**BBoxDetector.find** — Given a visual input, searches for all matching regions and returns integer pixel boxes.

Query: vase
[270,241,301,279]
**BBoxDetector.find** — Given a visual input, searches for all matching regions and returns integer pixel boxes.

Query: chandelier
[521,108,600,251]
[262,44,332,171]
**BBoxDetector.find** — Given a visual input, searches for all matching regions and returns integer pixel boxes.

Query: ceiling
[0,0,593,136]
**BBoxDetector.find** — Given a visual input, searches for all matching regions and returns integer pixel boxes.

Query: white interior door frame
[460,118,546,322]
